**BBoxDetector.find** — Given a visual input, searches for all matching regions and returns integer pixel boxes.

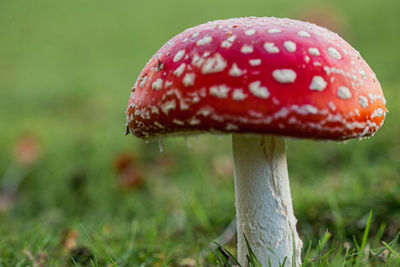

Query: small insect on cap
[126,17,386,140]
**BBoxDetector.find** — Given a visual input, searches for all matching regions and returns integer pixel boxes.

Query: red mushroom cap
[126,17,386,140]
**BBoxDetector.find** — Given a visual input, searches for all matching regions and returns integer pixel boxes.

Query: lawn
[0,0,399,266]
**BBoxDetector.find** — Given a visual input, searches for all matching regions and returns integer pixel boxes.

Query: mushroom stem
[232,134,302,266]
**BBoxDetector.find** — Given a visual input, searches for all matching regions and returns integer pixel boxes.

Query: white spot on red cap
[248,110,263,118]
[292,104,318,115]
[241,45,253,54]
[227,35,236,42]
[173,50,185,62]
[202,53,227,74]
[368,93,384,103]
[209,85,230,98]
[139,76,147,88]
[196,36,212,46]
[166,40,174,47]
[305,106,318,115]
[221,35,236,48]
[225,123,239,130]
[160,99,176,114]
[232,89,247,101]
[182,73,195,87]
[272,108,289,119]
[172,119,185,125]
[328,47,342,60]
[328,101,336,111]
[359,68,367,79]
[199,87,207,97]
[283,41,296,52]
[229,63,244,77]
[180,100,189,110]
[264,42,279,54]
[152,78,163,90]
[188,117,201,125]
[268,28,282,34]
[309,76,327,91]
[192,96,200,103]
[165,81,173,88]
[191,54,205,68]
[249,59,261,66]
[308,48,320,56]
[197,107,213,116]
[245,29,256,36]
[173,63,186,77]
[272,97,280,105]
[371,108,384,118]
[359,95,369,108]
[297,30,310,38]
[272,69,297,83]
[150,106,159,114]
[249,81,270,99]
[337,86,352,99]
[203,51,211,57]
[323,66,331,75]
[304,56,310,63]
[154,121,165,129]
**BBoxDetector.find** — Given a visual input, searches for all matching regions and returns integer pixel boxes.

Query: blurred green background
[0,0,399,265]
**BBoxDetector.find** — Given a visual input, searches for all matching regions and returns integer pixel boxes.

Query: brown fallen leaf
[179,257,197,267]
[120,166,144,190]
[14,134,41,166]
[114,153,135,173]
[0,133,41,213]
[61,229,78,252]
[23,250,47,267]
[113,153,144,190]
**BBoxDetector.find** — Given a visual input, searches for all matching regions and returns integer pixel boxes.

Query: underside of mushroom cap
[126,17,386,141]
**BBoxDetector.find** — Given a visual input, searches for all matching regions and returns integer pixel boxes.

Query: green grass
[215,215,400,266]
[0,0,400,266]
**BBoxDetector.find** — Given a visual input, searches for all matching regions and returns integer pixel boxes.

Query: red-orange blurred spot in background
[13,134,41,166]
[113,153,144,190]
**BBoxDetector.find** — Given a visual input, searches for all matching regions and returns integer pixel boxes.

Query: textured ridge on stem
[232,134,302,266]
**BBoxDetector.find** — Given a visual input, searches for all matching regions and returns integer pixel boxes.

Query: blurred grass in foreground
[0,0,399,265]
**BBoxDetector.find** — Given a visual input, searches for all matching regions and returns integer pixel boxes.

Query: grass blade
[355,211,372,265]
[382,241,400,262]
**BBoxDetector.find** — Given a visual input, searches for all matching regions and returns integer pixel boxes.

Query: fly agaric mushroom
[125,17,386,266]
